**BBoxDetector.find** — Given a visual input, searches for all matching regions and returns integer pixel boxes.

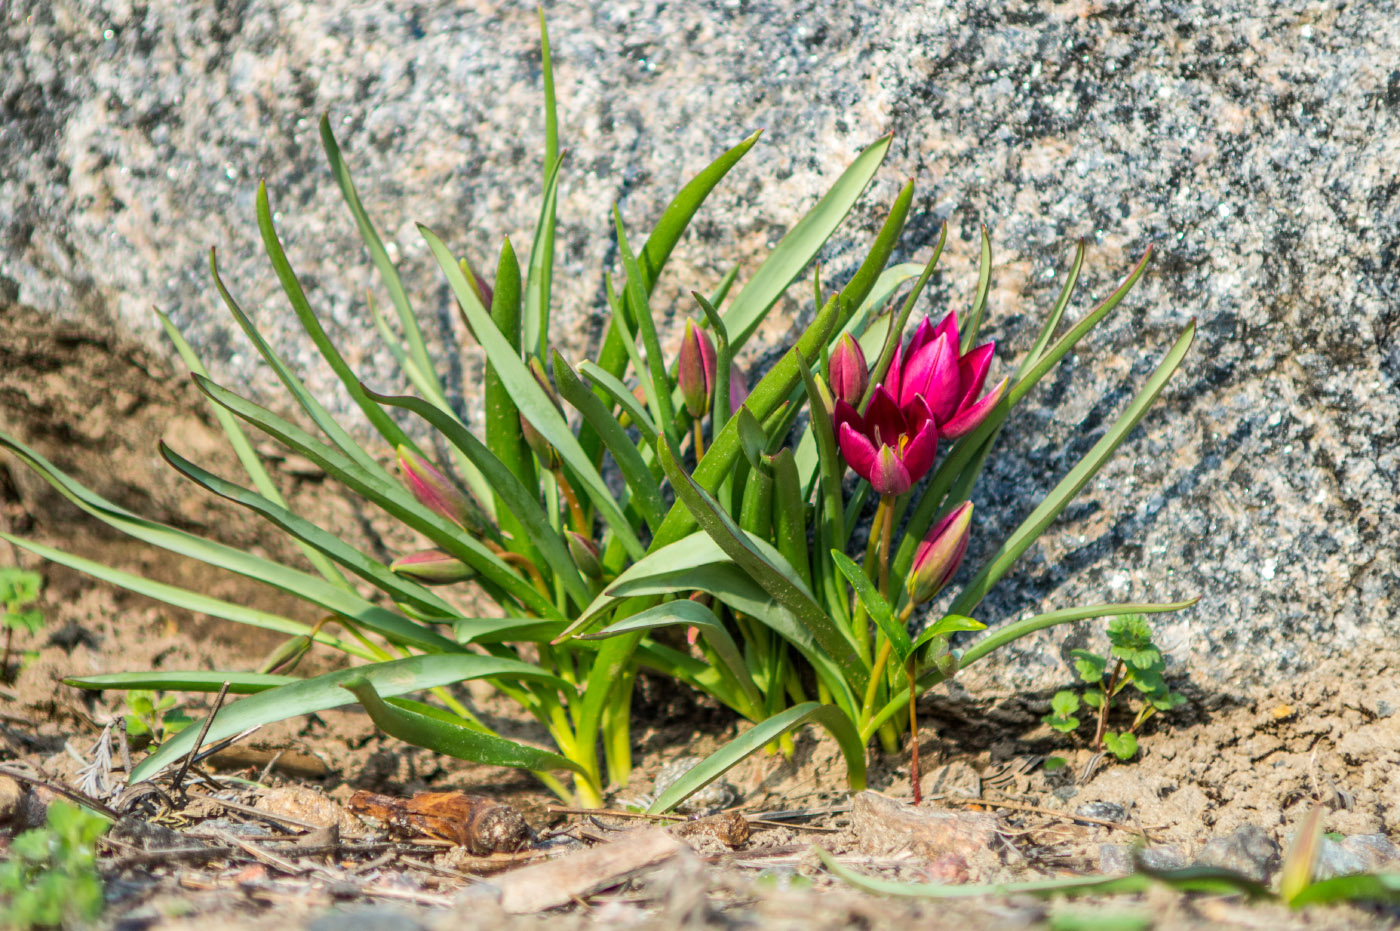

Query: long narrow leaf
[524,154,563,359]
[1017,241,1085,379]
[578,362,658,444]
[648,703,866,813]
[420,225,644,560]
[66,671,295,694]
[946,322,1195,618]
[341,674,584,774]
[830,551,910,661]
[722,135,891,350]
[131,654,569,782]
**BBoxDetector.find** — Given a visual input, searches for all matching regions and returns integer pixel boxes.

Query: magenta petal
[832,398,865,438]
[886,340,904,399]
[899,421,940,485]
[932,310,960,353]
[838,422,879,482]
[864,386,908,450]
[903,393,934,435]
[956,342,995,409]
[940,376,1008,439]
[909,334,961,421]
[870,445,913,496]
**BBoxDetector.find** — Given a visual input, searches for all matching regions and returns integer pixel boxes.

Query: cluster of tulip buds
[390,447,481,585]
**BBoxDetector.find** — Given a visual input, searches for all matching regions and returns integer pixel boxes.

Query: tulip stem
[861,639,893,729]
[877,494,895,599]
[693,418,706,460]
[488,541,552,599]
[552,467,589,534]
[907,659,922,805]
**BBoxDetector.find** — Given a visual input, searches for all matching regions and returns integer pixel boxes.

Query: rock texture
[2,0,1397,690]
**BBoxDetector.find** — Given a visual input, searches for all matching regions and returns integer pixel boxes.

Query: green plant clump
[0,567,44,681]
[1043,614,1186,760]
[0,801,109,930]
[1,16,1194,811]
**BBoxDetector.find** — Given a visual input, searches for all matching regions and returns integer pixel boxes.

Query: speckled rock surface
[2,0,1397,691]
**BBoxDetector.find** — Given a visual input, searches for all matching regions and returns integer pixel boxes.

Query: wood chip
[672,811,750,848]
[348,790,533,855]
[491,827,688,913]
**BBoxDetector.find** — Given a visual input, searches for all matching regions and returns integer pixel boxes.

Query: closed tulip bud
[828,333,869,406]
[677,319,717,417]
[398,446,475,528]
[390,549,476,585]
[906,501,973,605]
[728,364,750,415]
[565,531,604,579]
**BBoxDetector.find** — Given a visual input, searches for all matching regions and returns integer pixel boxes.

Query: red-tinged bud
[906,501,973,605]
[828,333,869,406]
[398,446,475,528]
[728,364,750,415]
[390,549,476,585]
[565,531,604,579]
[677,319,716,417]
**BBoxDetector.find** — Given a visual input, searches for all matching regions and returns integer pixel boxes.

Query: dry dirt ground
[2,299,1398,929]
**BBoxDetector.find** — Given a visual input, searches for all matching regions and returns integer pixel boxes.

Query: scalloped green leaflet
[420,225,645,561]
[131,655,570,782]
[190,375,559,620]
[648,703,866,814]
[0,430,456,653]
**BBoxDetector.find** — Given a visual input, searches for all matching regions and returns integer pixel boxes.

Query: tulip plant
[0,17,1196,811]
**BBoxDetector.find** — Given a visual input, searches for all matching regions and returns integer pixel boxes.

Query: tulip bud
[565,531,604,579]
[906,501,973,605]
[677,319,716,417]
[390,549,477,585]
[828,333,868,406]
[728,364,750,415]
[398,446,475,528]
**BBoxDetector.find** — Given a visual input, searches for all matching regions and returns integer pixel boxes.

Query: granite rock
[2,0,1397,690]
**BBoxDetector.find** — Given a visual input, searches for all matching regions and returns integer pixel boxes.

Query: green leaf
[191,376,559,620]
[613,208,678,442]
[552,352,665,532]
[453,617,562,645]
[1150,691,1187,713]
[580,600,762,716]
[1103,731,1138,760]
[959,600,1196,671]
[158,444,458,620]
[834,178,914,327]
[593,132,762,386]
[1051,690,1080,716]
[1071,650,1108,683]
[911,614,986,652]
[524,153,563,360]
[660,441,867,689]
[319,115,441,400]
[363,386,591,610]
[420,225,645,560]
[485,235,537,554]
[768,448,811,591]
[0,432,460,652]
[131,654,569,782]
[1280,805,1325,905]
[648,703,866,813]
[862,225,948,407]
[1016,241,1085,379]
[340,674,584,775]
[65,671,296,694]
[830,550,909,661]
[2,534,363,656]
[722,135,891,350]
[579,361,658,444]
[1081,690,1105,708]
[155,309,353,590]
[945,322,1196,619]
[1289,873,1400,908]
[961,225,993,354]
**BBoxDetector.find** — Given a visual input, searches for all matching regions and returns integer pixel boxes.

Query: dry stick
[170,680,230,798]
[939,795,1149,840]
[0,763,122,820]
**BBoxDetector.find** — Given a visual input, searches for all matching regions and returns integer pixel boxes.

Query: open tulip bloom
[2,14,1198,814]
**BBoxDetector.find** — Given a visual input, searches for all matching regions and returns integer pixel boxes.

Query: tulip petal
[932,310,960,353]
[940,376,1008,439]
[956,342,995,409]
[903,393,934,435]
[837,421,879,483]
[865,386,908,450]
[871,445,913,496]
[905,333,961,421]
[899,420,940,485]
[832,398,865,438]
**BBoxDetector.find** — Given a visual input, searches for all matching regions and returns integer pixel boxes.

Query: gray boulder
[2,0,1396,689]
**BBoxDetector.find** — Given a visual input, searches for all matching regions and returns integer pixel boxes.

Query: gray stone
[306,907,428,931]
[1194,824,1281,883]
[3,0,1398,691]
[1098,843,1187,875]
[1314,834,1400,880]
[1075,801,1127,823]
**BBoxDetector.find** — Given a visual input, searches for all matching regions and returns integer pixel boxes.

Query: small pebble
[1194,824,1280,883]
[1314,834,1400,880]
[1075,801,1127,823]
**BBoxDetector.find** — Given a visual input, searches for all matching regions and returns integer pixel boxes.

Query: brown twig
[0,763,121,820]
[939,795,1149,839]
[170,680,230,797]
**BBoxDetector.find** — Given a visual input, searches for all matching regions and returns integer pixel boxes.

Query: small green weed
[1043,614,1185,760]
[0,801,109,929]
[122,690,195,746]
[0,567,43,682]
